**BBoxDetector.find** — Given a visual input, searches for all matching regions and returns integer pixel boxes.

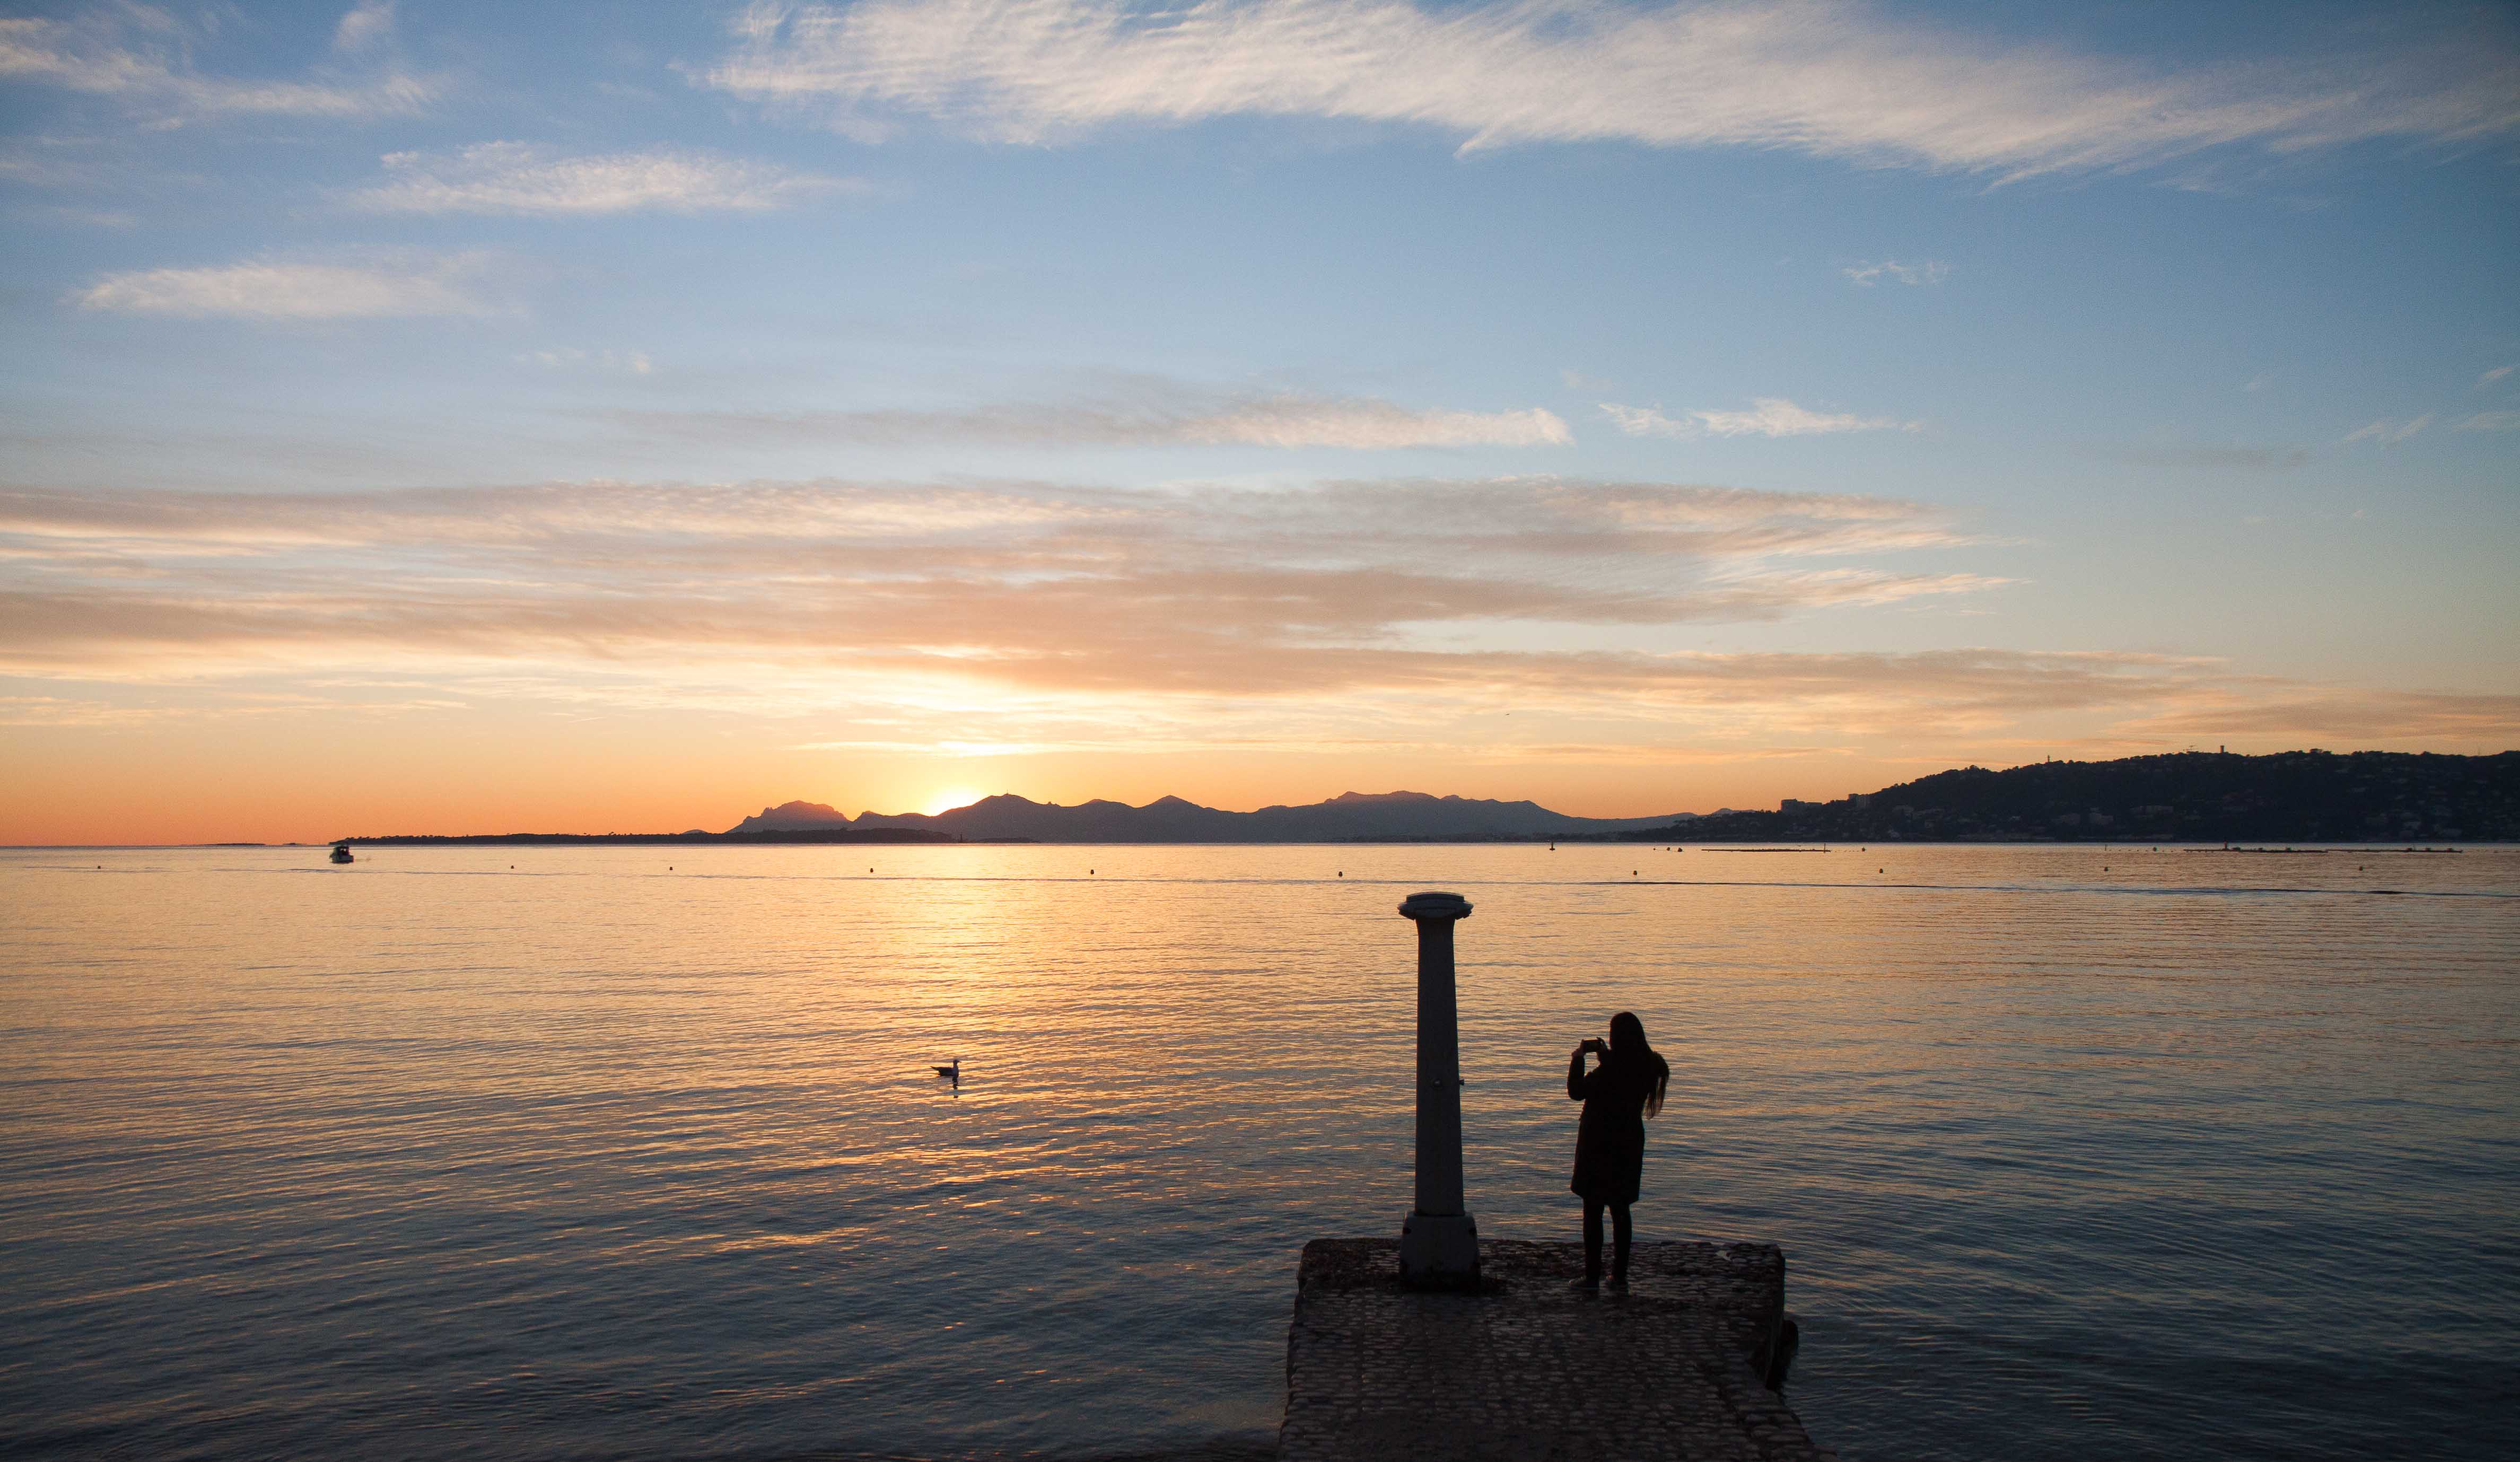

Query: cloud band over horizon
[622,392,1573,449]
[5,475,2509,761]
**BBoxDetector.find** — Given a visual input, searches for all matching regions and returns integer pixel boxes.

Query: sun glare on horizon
[925,789,986,816]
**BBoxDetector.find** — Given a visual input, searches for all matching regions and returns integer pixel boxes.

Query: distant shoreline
[339,830,968,846]
[209,836,2507,850]
[330,834,2495,848]
[0,838,2506,851]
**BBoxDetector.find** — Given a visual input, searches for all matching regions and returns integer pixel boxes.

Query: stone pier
[1279,1237,1831,1462]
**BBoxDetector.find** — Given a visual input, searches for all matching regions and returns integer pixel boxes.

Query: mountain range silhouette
[728,790,1696,843]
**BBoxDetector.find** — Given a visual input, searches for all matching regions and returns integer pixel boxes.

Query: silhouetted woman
[1567,1010,1670,1291]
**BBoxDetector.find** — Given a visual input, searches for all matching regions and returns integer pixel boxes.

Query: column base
[1398,1210,1481,1289]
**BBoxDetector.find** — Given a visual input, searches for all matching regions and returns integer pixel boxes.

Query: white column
[1397,890,1479,1287]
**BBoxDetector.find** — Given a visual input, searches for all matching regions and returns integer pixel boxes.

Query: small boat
[330,843,355,864]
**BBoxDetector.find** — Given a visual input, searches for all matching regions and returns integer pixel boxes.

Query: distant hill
[728,790,1692,843]
[1620,750,2518,843]
[337,751,2515,848]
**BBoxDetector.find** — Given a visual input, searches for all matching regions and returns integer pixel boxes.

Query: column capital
[1398,890,1473,922]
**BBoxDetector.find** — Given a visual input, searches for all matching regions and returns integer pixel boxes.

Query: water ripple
[3,843,2514,1461]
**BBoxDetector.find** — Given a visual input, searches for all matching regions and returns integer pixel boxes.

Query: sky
[2,0,2516,844]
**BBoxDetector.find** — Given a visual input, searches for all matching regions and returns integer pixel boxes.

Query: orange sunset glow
[2,1,2512,849]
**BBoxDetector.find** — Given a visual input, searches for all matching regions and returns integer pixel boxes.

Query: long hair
[1608,1011,1670,1118]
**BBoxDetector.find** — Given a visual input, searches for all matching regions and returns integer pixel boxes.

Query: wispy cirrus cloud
[2343,415,2432,446]
[2454,411,2520,432]
[1597,405,1692,438]
[1601,398,1918,439]
[526,347,655,375]
[627,390,1572,449]
[0,140,99,188]
[73,252,496,320]
[702,0,2520,178]
[2476,364,2514,389]
[351,142,854,215]
[0,475,1964,551]
[333,1,397,55]
[2083,443,2309,472]
[1843,259,1948,286]
[0,5,436,120]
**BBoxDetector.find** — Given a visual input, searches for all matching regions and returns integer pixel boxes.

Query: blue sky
[3,1,2516,839]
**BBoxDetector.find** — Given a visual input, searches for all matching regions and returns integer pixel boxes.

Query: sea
[2,842,2514,1461]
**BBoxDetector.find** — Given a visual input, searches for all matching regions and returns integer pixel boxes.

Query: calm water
[3,843,2515,1460]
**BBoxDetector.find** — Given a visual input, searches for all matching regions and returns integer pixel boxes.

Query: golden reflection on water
[3,843,2515,1460]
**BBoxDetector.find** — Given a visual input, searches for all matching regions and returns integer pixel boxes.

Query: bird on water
[932,1057,961,1089]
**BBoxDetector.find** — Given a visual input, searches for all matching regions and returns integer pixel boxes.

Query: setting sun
[924,789,987,817]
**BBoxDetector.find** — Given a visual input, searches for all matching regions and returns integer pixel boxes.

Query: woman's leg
[1611,1202,1633,1281]
[1582,1200,1605,1283]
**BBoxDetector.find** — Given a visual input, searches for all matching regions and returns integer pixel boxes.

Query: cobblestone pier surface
[1279,1238,1832,1462]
